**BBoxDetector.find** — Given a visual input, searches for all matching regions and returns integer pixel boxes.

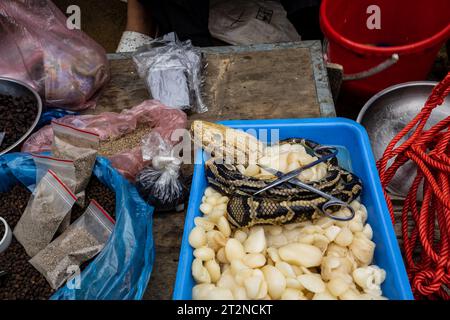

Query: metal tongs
[253,146,355,221]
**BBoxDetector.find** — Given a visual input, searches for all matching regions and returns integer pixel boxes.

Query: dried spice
[30,201,114,290]
[0,178,116,299]
[98,125,152,157]
[52,122,99,202]
[13,170,77,257]
[0,93,38,151]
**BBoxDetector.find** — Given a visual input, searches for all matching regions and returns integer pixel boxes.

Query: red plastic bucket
[320,0,450,100]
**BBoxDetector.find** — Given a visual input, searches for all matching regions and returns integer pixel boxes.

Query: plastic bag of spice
[0,0,109,110]
[136,132,187,211]
[22,100,187,180]
[52,122,99,205]
[13,169,77,257]
[32,154,77,233]
[30,199,114,290]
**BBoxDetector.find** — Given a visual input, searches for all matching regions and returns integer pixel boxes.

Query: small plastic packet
[136,132,187,211]
[32,154,77,233]
[133,33,207,113]
[13,169,77,257]
[51,121,99,205]
[29,199,115,290]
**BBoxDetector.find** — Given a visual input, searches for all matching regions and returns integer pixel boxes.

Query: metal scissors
[253,146,339,196]
[255,164,355,221]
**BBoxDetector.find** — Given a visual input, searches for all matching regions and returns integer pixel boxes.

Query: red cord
[377,72,450,300]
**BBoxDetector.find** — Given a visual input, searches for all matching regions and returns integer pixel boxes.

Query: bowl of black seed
[0,77,42,156]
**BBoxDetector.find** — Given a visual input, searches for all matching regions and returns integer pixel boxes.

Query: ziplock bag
[13,169,77,257]
[22,100,187,180]
[30,199,114,290]
[133,33,207,113]
[136,132,187,211]
[0,0,109,110]
[52,122,99,204]
[32,154,77,232]
[0,153,154,300]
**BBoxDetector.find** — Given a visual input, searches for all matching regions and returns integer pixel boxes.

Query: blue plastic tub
[174,118,413,300]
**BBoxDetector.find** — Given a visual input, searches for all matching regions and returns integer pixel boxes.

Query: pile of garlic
[236,143,328,182]
[189,187,387,300]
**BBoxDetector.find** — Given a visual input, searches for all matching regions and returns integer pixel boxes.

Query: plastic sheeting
[0,0,110,110]
[22,100,187,180]
[0,153,154,300]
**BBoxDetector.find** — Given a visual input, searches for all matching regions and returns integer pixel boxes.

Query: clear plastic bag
[22,100,187,180]
[13,170,77,257]
[136,132,187,211]
[0,0,109,110]
[133,33,207,113]
[29,199,114,290]
[52,122,99,204]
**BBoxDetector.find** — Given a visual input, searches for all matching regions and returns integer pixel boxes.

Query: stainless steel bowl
[0,77,42,156]
[357,81,450,198]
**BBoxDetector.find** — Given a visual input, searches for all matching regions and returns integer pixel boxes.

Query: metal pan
[357,81,450,198]
[0,77,43,156]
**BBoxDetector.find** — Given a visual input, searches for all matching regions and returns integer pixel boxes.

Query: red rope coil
[377,72,450,300]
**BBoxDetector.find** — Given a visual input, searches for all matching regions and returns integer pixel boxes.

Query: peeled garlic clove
[194,247,215,261]
[262,265,287,300]
[265,225,283,236]
[312,290,337,300]
[217,216,231,238]
[189,226,207,249]
[281,288,304,300]
[327,276,351,297]
[324,225,341,242]
[192,283,215,300]
[275,261,297,278]
[349,219,364,233]
[244,276,265,299]
[192,258,211,284]
[267,247,281,263]
[200,203,213,215]
[212,230,228,247]
[350,234,375,266]
[205,195,220,206]
[267,233,288,248]
[217,272,237,290]
[278,243,323,267]
[207,287,234,300]
[335,227,354,247]
[315,216,334,229]
[225,239,245,262]
[243,253,267,268]
[205,259,221,283]
[313,234,330,252]
[286,277,304,290]
[234,229,248,243]
[231,259,249,275]
[236,164,246,175]
[339,288,362,300]
[232,286,249,300]
[234,268,254,286]
[217,196,229,204]
[297,274,326,293]
[194,217,215,231]
[296,233,315,245]
[244,226,266,253]
[362,224,373,240]
[287,161,300,172]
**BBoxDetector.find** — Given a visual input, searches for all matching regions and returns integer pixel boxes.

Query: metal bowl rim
[0,76,43,156]
[356,81,439,124]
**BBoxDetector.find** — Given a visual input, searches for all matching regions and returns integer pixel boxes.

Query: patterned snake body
[192,121,363,228]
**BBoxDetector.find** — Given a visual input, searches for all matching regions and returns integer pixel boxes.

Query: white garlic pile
[189,187,388,300]
[236,143,328,182]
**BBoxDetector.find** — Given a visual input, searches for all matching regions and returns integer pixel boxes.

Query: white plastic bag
[209,0,301,45]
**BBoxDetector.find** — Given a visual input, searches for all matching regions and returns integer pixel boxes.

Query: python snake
[192,121,363,228]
